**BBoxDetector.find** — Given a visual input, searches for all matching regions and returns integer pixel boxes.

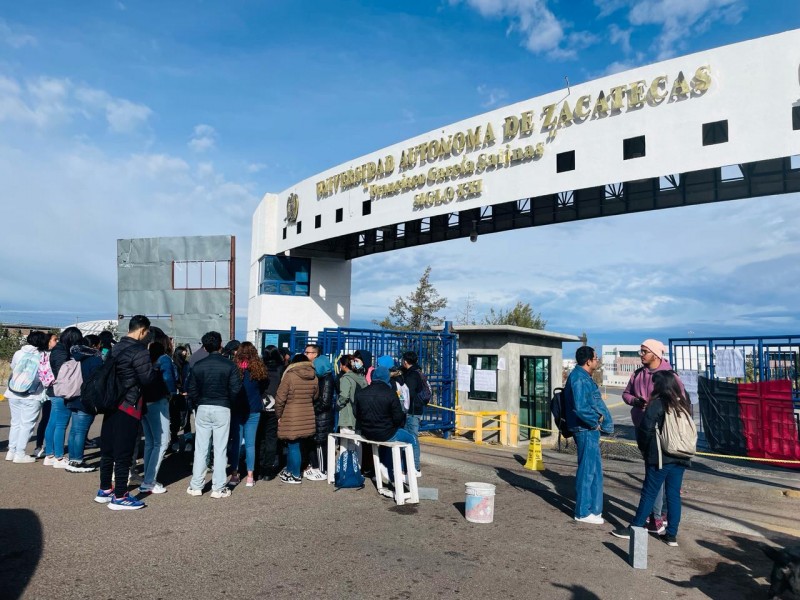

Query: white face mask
[352,360,363,370]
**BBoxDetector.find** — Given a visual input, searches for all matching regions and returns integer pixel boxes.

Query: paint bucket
[464,482,496,523]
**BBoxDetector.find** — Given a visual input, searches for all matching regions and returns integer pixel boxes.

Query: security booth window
[258,255,310,296]
[468,354,498,401]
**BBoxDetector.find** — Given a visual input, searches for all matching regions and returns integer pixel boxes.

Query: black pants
[255,411,279,477]
[99,410,141,497]
[168,396,192,443]
[36,400,52,448]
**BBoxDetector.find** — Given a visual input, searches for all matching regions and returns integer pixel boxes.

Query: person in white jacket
[5,331,51,463]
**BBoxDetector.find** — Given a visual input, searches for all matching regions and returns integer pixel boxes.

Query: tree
[483,301,547,330]
[456,293,478,326]
[374,266,448,331]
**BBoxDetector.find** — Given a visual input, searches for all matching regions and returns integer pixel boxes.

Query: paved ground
[1,398,799,600]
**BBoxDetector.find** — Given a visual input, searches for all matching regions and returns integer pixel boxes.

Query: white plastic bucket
[464,482,496,523]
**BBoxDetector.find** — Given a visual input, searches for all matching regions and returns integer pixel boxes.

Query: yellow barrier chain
[427,402,800,465]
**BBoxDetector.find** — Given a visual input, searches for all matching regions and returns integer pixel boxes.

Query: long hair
[262,345,283,369]
[150,326,173,355]
[651,371,690,416]
[59,327,83,354]
[237,341,267,381]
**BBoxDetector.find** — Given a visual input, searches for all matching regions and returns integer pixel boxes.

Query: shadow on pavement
[601,541,629,565]
[495,466,575,519]
[550,583,602,599]
[0,508,43,600]
[453,501,465,517]
[658,534,775,599]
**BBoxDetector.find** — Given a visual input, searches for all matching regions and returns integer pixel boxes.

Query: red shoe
[645,515,666,535]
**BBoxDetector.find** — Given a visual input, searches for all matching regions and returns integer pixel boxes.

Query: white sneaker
[13,454,36,464]
[43,455,56,466]
[210,487,232,499]
[53,457,70,469]
[140,482,167,494]
[303,467,326,481]
[5,451,15,461]
[34,447,45,459]
[574,514,605,525]
[186,486,202,497]
[415,470,422,478]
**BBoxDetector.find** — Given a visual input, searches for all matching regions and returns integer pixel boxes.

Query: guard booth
[256,323,458,435]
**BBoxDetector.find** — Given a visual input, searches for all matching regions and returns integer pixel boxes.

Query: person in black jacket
[303,350,335,480]
[256,346,283,481]
[43,326,83,469]
[354,366,418,483]
[96,315,155,511]
[612,370,693,547]
[186,331,242,499]
[400,351,424,474]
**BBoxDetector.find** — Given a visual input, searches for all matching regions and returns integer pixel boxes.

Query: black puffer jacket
[314,372,336,444]
[111,336,155,408]
[354,380,405,442]
[403,365,425,415]
[187,352,242,409]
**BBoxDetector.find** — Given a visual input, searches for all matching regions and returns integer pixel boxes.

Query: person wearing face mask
[336,355,368,434]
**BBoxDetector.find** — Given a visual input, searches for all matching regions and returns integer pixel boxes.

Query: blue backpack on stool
[334,449,365,489]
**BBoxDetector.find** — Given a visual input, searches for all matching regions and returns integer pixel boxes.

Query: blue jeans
[67,410,94,462]
[379,428,417,478]
[228,412,260,473]
[403,414,421,470]
[44,396,71,458]
[190,405,231,492]
[631,463,686,536]
[573,429,604,518]
[286,440,302,477]
[142,398,170,486]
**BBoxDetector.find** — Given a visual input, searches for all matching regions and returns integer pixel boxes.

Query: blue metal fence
[257,323,458,435]
[669,335,800,404]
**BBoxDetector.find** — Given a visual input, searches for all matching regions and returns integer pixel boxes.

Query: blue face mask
[352,360,363,371]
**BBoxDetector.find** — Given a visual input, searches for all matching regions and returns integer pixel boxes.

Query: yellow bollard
[523,430,544,471]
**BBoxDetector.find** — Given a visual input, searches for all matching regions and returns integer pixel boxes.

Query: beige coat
[275,361,318,440]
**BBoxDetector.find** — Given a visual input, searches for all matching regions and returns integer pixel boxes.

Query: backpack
[334,448,365,489]
[8,350,41,394]
[657,407,697,459]
[38,352,55,388]
[80,347,135,415]
[416,370,432,406]
[550,387,573,439]
[53,359,83,399]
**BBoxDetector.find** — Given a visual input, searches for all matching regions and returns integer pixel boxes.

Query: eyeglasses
[304,350,318,356]
[639,349,652,356]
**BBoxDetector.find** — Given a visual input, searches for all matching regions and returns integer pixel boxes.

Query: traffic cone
[523,430,544,471]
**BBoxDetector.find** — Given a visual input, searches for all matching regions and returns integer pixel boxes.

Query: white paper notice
[457,364,472,392]
[476,357,482,369]
[677,370,699,404]
[474,369,497,393]
[497,357,506,371]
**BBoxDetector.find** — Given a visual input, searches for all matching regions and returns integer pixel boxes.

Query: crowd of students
[4,315,425,511]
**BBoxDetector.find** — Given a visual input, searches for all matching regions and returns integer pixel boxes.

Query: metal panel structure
[118,235,235,346]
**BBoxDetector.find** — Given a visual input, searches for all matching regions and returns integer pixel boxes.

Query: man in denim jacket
[564,346,614,524]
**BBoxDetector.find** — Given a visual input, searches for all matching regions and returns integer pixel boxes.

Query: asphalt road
[1,398,799,600]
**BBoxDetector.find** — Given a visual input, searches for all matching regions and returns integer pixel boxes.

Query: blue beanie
[313,355,333,376]
[373,365,391,385]
[376,355,396,369]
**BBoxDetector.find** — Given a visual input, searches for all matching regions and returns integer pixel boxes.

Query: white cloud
[597,0,746,59]
[189,123,217,152]
[476,84,508,108]
[247,162,267,173]
[0,19,37,48]
[0,74,152,133]
[608,24,632,54]
[450,0,598,59]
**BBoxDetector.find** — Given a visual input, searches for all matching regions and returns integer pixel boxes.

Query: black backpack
[80,347,135,415]
[550,387,572,439]
[416,370,432,406]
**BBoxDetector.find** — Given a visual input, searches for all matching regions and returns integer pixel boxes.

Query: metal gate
[259,323,458,435]
[318,323,457,435]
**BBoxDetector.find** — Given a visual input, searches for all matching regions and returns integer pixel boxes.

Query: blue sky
[1,0,799,348]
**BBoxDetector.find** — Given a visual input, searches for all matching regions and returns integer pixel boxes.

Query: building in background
[117,235,235,346]
[601,344,642,387]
